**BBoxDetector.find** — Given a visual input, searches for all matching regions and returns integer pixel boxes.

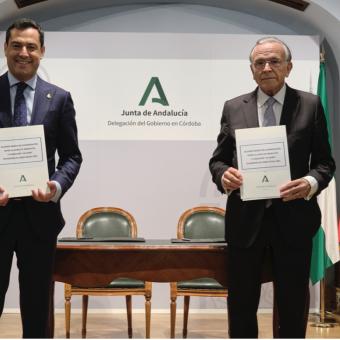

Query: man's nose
[263,61,273,71]
[19,46,29,56]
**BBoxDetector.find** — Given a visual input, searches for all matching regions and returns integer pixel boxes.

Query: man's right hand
[0,186,9,206]
[221,167,243,192]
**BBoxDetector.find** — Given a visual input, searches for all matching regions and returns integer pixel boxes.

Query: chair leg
[145,290,152,338]
[183,296,190,338]
[303,289,310,335]
[64,291,71,338]
[82,295,89,338]
[170,293,177,338]
[272,285,279,338]
[126,295,133,338]
[227,296,230,338]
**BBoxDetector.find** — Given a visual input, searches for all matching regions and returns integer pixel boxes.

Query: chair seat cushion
[107,278,145,288]
[74,278,145,289]
[177,278,224,289]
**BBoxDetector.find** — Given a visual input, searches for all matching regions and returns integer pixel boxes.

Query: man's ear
[250,64,255,80]
[40,45,45,59]
[285,62,293,77]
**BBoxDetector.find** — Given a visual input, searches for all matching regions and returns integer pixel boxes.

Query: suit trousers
[0,200,57,338]
[227,206,312,338]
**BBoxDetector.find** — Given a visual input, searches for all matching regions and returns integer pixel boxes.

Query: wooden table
[52,239,273,337]
[54,239,233,287]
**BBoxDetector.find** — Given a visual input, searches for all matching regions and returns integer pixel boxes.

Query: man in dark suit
[0,18,82,337]
[210,37,335,338]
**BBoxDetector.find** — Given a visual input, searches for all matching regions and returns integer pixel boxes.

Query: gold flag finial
[320,45,325,63]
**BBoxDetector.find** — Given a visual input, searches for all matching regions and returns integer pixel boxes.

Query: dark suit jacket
[0,72,82,240]
[209,85,335,248]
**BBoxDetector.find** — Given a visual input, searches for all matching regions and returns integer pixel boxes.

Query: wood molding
[14,0,309,11]
[14,0,47,9]
[269,0,309,11]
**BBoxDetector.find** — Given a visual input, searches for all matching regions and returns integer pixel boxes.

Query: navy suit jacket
[209,85,335,248]
[0,72,82,240]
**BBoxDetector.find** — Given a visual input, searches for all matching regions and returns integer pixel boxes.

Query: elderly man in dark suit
[210,37,335,338]
[0,18,82,338]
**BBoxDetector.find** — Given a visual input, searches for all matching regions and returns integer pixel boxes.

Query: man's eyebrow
[10,40,38,46]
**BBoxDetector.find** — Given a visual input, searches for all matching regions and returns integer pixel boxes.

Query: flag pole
[310,47,338,328]
[311,278,337,327]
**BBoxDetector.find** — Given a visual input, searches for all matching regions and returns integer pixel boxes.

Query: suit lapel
[280,85,299,134]
[242,89,259,128]
[31,77,54,125]
[240,85,300,132]
[0,73,13,128]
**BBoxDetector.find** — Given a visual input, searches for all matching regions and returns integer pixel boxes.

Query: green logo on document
[139,77,169,106]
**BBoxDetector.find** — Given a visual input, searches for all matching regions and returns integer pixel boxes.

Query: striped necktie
[13,82,28,127]
[263,97,276,126]
[263,97,277,208]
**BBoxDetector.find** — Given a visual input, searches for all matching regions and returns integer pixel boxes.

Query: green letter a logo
[139,77,169,106]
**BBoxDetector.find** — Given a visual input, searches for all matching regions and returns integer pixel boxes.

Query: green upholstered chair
[170,206,227,338]
[64,207,152,338]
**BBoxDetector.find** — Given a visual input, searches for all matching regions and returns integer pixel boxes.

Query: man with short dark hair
[210,37,335,338]
[0,18,82,337]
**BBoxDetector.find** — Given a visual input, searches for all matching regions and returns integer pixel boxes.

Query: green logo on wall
[139,77,169,106]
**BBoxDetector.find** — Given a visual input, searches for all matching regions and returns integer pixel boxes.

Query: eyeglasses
[253,59,285,70]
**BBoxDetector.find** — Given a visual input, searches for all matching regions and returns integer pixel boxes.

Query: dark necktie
[263,97,276,126]
[263,97,277,208]
[13,82,28,127]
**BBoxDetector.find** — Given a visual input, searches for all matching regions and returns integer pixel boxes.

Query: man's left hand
[32,181,57,202]
[280,178,311,202]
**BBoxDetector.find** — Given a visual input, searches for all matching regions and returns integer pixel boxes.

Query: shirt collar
[257,84,286,107]
[8,71,37,90]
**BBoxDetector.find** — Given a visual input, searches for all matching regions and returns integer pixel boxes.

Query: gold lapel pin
[47,93,52,99]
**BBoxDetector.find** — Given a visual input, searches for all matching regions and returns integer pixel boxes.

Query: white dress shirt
[223,84,318,199]
[7,71,62,202]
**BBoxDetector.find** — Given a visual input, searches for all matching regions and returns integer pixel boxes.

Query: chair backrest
[76,207,138,238]
[177,206,225,239]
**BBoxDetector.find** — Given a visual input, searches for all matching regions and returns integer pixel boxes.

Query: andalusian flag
[310,61,339,285]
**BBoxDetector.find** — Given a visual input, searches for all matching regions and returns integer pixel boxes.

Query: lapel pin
[46,93,52,99]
